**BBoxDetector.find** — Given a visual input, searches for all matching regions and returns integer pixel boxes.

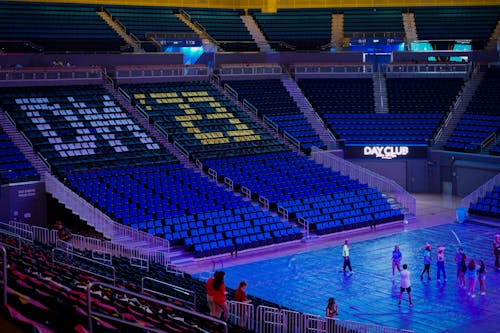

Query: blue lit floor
[185,195,499,333]
[216,223,500,333]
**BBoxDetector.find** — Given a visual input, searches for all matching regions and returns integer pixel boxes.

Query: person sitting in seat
[54,220,72,243]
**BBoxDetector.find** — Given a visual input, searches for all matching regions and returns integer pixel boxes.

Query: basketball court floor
[184,194,500,333]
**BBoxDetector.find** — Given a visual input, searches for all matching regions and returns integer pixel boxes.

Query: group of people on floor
[205,233,499,323]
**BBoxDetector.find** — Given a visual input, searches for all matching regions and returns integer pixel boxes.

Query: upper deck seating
[106,5,192,41]
[250,8,332,51]
[445,67,500,153]
[342,7,404,34]
[299,77,462,144]
[413,6,500,48]
[185,8,258,51]
[0,1,122,52]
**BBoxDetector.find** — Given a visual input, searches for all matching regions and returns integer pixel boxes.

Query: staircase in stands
[486,19,500,50]
[280,73,337,149]
[103,82,195,169]
[331,13,344,49]
[402,11,418,49]
[213,78,305,155]
[241,15,272,52]
[97,9,141,53]
[373,72,389,113]
[176,10,218,52]
[433,67,485,147]
[0,107,49,178]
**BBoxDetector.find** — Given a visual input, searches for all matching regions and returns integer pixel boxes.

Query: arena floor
[186,195,500,333]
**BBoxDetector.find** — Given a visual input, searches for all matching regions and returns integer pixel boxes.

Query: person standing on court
[392,245,403,280]
[420,243,432,281]
[399,264,413,306]
[343,239,353,274]
[493,234,500,271]
[436,246,447,282]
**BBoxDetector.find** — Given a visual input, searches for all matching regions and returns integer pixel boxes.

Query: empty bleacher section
[106,5,192,41]
[301,77,462,144]
[342,7,404,35]
[387,77,464,115]
[0,1,122,52]
[250,8,332,50]
[184,8,258,51]
[203,152,403,234]
[468,186,500,219]
[0,128,39,184]
[445,67,500,153]
[223,79,326,151]
[0,85,172,175]
[298,77,375,114]
[121,81,287,161]
[413,6,500,48]
[120,80,402,235]
[0,84,305,257]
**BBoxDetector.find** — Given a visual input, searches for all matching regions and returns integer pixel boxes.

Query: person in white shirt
[342,239,353,273]
[399,264,413,306]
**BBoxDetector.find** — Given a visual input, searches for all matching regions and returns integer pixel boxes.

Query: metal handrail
[481,132,496,151]
[174,141,189,158]
[311,148,416,215]
[243,99,258,115]
[87,282,227,333]
[52,247,116,285]
[263,115,279,131]
[154,123,169,140]
[283,130,301,151]
[0,222,33,243]
[141,277,196,309]
[461,173,500,209]
[224,83,238,100]
[117,86,130,101]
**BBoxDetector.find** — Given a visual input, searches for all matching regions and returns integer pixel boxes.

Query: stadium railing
[113,64,209,83]
[310,147,416,216]
[44,172,170,261]
[291,62,373,77]
[52,246,116,285]
[7,219,170,269]
[386,62,471,77]
[141,276,197,310]
[243,304,415,333]
[87,281,228,333]
[0,66,103,85]
[219,63,282,76]
[461,173,500,209]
